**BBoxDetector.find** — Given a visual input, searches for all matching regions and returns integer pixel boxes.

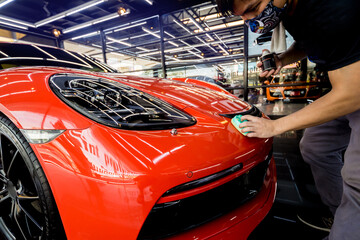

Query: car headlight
[49,74,196,130]
[269,88,281,93]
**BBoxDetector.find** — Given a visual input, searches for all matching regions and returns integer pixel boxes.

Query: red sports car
[0,42,276,240]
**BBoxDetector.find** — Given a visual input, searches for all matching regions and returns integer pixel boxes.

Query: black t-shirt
[283,0,360,71]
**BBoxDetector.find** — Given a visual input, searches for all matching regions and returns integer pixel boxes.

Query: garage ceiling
[0,0,245,69]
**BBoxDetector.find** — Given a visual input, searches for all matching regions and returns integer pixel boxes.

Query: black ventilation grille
[137,149,272,240]
[219,105,262,119]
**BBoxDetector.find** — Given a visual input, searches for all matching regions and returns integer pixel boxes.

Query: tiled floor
[248,114,330,239]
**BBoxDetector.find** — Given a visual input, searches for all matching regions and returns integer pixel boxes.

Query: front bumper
[30,123,275,240]
[164,157,277,240]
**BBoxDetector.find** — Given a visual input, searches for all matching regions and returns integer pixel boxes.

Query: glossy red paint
[0,66,275,239]
[172,77,230,94]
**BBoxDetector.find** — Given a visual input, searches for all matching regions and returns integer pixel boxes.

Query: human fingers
[265,68,276,78]
[274,65,282,75]
[240,115,259,122]
[259,71,269,77]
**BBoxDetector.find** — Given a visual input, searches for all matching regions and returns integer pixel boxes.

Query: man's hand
[257,52,283,78]
[238,115,278,138]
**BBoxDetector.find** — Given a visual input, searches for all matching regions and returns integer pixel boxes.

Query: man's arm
[240,60,360,138]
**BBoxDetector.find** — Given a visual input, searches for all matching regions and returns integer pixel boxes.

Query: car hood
[102,73,251,118]
[0,67,252,130]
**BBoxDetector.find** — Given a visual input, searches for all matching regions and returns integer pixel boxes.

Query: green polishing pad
[231,115,249,136]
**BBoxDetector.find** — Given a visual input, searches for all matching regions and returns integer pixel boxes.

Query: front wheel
[0,115,66,240]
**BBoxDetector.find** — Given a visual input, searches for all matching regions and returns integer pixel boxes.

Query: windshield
[0,43,117,73]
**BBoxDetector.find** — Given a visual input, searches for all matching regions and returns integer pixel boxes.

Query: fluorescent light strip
[142,27,160,38]
[190,18,203,32]
[71,31,99,40]
[196,36,217,53]
[0,15,34,27]
[0,20,28,30]
[187,50,204,59]
[63,13,119,34]
[194,20,244,32]
[218,44,229,55]
[66,0,105,16]
[173,19,192,34]
[198,4,217,11]
[184,15,215,41]
[173,19,216,52]
[136,47,151,52]
[107,37,132,47]
[164,31,176,38]
[0,0,14,8]
[36,0,106,27]
[206,33,214,41]
[144,0,153,5]
[207,17,225,23]
[183,13,221,24]
[65,22,92,34]
[166,56,180,62]
[138,36,242,57]
[168,41,179,47]
[166,53,243,64]
[114,22,147,32]
[143,28,179,47]
[92,14,118,25]
[111,52,125,57]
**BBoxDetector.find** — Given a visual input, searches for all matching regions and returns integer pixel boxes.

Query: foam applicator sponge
[231,115,249,136]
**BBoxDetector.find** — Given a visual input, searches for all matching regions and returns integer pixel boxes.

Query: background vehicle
[0,42,276,240]
[264,70,322,102]
[187,75,230,88]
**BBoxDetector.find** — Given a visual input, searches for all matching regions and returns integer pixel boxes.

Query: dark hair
[216,0,235,17]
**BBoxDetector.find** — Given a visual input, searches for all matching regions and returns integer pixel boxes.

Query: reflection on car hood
[103,73,251,117]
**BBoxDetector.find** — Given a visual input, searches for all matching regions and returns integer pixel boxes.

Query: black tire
[0,115,66,240]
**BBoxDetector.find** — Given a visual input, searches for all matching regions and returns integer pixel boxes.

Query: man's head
[217,0,289,34]
[217,0,286,20]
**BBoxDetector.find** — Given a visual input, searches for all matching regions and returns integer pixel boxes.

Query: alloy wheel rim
[0,133,44,240]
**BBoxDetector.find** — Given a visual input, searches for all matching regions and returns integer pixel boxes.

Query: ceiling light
[118,7,129,16]
[173,19,191,34]
[138,36,242,57]
[66,0,106,16]
[35,0,106,27]
[63,13,118,33]
[144,0,153,5]
[0,0,14,8]
[188,50,204,59]
[92,14,118,24]
[71,31,99,40]
[168,41,178,47]
[114,21,146,32]
[52,29,61,37]
[0,15,34,27]
[198,4,217,11]
[142,27,160,38]
[164,31,176,38]
[194,20,244,33]
[107,37,132,47]
[0,19,28,30]
[182,13,221,24]
[218,45,229,55]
